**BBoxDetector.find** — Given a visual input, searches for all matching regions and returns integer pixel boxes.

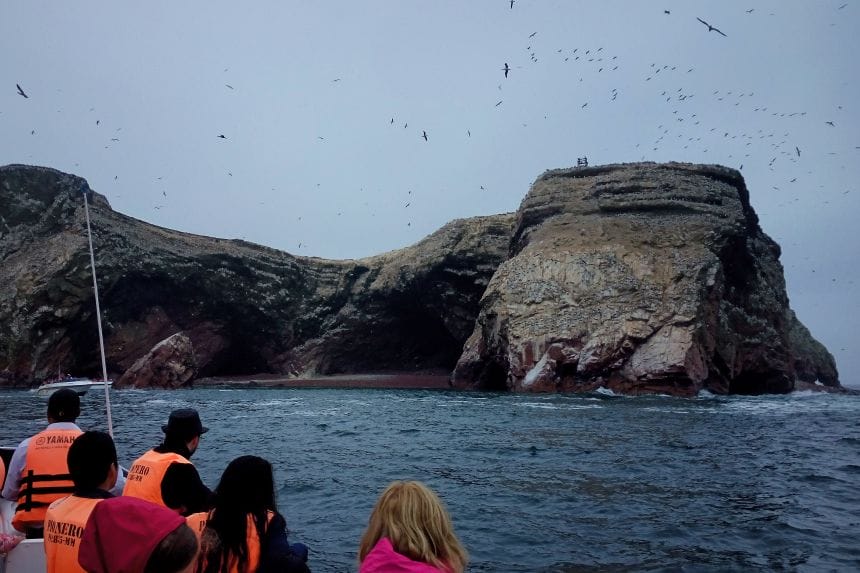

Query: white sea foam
[595,386,618,397]
[515,401,602,411]
[254,399,302,407]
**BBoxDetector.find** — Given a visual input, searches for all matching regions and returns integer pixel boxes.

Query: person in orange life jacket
[1,389,88,538]
[124,408,212,515]
[44,431,118,573]
[194,455,310,573]
[79,496,199,573]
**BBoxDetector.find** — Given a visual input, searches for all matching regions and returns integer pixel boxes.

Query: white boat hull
[34,379,112,398]
[0,539,45,573]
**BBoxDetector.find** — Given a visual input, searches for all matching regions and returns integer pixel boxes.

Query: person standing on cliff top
[123,408,212,516]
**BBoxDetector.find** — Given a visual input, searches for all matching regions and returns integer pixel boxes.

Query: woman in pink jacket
[357,481,468,573]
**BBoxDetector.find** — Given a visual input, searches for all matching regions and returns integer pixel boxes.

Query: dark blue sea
[2,388,859,572]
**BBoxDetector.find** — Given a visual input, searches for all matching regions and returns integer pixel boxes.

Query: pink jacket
[359,538,451,573]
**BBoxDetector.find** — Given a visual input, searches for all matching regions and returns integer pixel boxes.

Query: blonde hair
[358,481,468,573]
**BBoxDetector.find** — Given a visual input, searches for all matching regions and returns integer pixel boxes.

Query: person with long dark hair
[194,455,310,573]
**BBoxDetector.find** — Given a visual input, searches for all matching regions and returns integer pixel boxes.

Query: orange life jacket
[197,511,274,573]
[44,495,104,573]
[186,510,209,540]
[12,427,82,531]
[122,449,191,507]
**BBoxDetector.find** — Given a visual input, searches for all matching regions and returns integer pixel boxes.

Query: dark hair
[145,523,199,573]
[198,456,276,573]
[47,388,80,422]
[67,431,117,490]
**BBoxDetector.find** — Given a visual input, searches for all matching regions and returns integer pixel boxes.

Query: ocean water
[2,387,859,572]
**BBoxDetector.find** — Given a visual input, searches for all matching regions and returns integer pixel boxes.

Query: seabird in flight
[503,62,510,78]
[696,17,727,36]
[16,84,28,98]
[422,131,428,141]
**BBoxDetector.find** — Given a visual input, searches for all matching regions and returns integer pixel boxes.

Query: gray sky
[2,1,858,387]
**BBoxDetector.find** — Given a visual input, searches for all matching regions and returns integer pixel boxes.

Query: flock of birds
[7,4,855,253]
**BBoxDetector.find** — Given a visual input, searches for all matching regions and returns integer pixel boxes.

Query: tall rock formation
[451,163,838,395]
[0,163,839,395]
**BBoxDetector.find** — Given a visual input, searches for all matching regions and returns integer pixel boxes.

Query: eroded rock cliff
[0,165,513,388]
[451,163,838,395]
[0,163,839,394]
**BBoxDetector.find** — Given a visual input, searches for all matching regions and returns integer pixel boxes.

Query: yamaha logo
[35,436,46,446]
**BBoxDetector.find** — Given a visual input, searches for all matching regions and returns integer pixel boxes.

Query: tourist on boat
[123,408,212,516]
[78,496,199,573]
[357,481,468,573]
[1,388,83,538]
[193,455,310,573]
[44,431,118,573]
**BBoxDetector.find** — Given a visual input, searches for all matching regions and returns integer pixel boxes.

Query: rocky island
[0,163,839,395]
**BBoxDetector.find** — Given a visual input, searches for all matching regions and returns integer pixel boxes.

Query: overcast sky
[2,1,858,387]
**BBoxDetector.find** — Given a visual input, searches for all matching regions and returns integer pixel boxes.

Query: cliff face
[451,163,839,395]
[0,163,839,394]
[0,165,513,388]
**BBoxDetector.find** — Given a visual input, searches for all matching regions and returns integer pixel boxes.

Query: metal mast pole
[83,191,114,437]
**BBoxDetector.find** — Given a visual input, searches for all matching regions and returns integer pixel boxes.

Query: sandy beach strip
[194,373,453,390]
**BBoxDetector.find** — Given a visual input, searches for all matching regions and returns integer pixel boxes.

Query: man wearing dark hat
[2,388,83,537]
[123,408,212,516]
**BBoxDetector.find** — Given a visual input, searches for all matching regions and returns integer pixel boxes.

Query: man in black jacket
[123,408,212,515]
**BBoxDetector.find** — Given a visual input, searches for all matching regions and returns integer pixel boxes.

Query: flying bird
[218,134,227,138]
[796,146,801,157]
[422,131,428,141]
[16,84,28,98]
[225,84,234,90]
[696,17,727,36]
[528,31,537,38]
[503,62,510,78]
[746,9,754,13]
[664,10,670,14]
[495,100,503,107]
[826,121,835,126]
[510,0,514,8]
[405,202,410,208]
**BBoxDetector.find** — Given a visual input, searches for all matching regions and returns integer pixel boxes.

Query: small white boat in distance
[34,377,113,398]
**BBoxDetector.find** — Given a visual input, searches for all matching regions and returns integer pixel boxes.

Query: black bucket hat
[161,408,209,439]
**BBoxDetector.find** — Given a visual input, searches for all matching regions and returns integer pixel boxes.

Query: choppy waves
[2,387,859,571]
